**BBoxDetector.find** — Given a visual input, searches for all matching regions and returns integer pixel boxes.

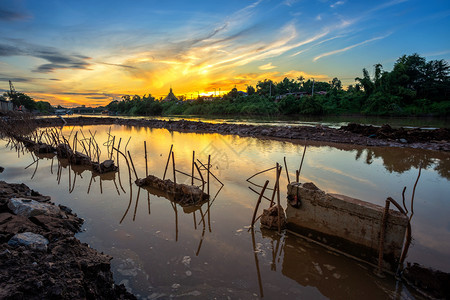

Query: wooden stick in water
[284,157,290,184]
[298,144,307,176]
[144,141,148,177]
[163,144,173,180]
[207,155,210,195]
[127,150,139,181]
[191,151,195,185]
[251,180,270,227]
[172,151,176,196]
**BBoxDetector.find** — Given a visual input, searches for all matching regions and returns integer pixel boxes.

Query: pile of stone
[0,181,135,299]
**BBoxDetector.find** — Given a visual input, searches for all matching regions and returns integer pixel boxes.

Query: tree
[256,79,275,97]
[246,85,256,96]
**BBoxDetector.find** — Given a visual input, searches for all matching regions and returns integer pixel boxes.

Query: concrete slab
[286,182,408,271]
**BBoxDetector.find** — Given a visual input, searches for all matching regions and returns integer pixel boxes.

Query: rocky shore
[0,180,135,299]
[34,116,450,151]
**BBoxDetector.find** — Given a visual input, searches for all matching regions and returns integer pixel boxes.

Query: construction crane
[8,80,17,101]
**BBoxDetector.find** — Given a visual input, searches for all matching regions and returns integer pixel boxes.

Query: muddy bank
[34,116,450,151]
[0,180,135,299]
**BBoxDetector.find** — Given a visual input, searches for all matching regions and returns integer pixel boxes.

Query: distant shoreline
[34,116,450,151]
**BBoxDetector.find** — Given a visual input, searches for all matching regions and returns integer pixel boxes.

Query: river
[1,123,449,299]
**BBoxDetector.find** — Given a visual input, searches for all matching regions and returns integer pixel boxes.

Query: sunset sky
[1,0,449,107]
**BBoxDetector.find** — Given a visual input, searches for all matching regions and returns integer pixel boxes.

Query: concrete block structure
[286,182,408,271]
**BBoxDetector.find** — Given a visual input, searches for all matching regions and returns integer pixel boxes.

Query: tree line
[108,54,449,117]
[2,53,449,116]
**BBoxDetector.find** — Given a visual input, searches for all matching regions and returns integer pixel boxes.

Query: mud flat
[33,116,450,151]
[0,180,135,299]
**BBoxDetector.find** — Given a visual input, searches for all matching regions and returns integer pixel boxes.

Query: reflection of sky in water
[0,124,449,298]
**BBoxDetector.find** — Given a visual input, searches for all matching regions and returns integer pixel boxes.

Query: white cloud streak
[313,35,389,61]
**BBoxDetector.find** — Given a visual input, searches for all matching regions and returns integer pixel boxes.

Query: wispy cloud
[259,63,277,70]
[313,35,389,61]
[330,1,345,8]
[0,39,92,73]
[283,0,300,7]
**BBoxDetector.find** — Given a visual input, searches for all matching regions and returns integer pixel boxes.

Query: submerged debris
[402,263,450,299]
[260,205,286,230]
[136,175,209,206]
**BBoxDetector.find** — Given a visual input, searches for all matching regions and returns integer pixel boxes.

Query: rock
[59,205,72,214]
[8,198,60,217]
[399,138,408,143]
[8,232,49,251]
[0,166,4,173]
[102,160,113,169]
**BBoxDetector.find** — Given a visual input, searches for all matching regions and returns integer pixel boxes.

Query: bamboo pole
[251,180,270,227]
[127,150,139,181]
[113,147,132,184]
[207,155,211,195]
[298,144,307,176]
[191,151,195,185]
[172,151,176,196]
[163,144,173,180]
[194,162,205,191]
[144,141,148,177]
[284,157,290,184]
[276,166,282,233]
[246,166,277,182]
[196,159,224,186]
[175,169,202,182]
[270,163,281,206]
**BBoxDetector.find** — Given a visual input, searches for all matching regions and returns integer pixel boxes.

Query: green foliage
[106,53,449,118]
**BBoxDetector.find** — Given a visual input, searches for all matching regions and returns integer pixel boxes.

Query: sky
[0,0,449,107]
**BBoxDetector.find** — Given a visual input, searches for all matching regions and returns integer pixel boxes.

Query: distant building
[0,99,13,111]
[162,87,178,102]
[275,91,308,101]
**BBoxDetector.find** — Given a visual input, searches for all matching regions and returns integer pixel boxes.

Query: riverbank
[0,180,135,299]
[34,116,450,151]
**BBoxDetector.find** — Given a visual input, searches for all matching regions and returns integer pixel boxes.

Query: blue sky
[1,0,449,106]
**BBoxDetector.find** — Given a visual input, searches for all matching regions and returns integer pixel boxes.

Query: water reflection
[354,147,449,179]
[1,124,449,298]
[251,228,420,299]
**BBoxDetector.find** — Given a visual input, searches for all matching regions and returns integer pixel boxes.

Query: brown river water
[1,124,449,299]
